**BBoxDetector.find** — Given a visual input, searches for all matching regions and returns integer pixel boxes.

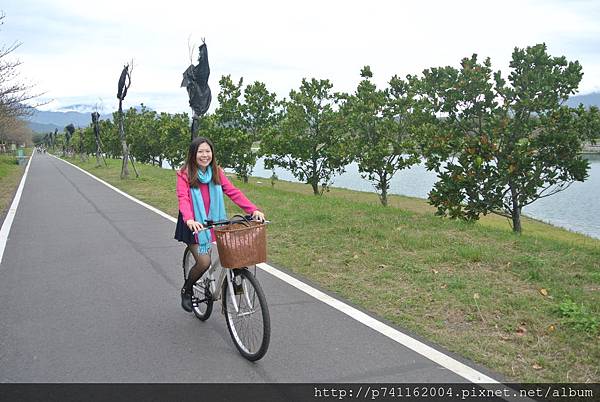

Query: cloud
[4,0,600,112]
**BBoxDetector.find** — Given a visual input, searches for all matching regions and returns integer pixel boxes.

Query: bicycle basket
[214,221,267,269]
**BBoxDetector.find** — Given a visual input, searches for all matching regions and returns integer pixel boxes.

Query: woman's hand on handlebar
[186,219,204,234]
[251,210,265,222]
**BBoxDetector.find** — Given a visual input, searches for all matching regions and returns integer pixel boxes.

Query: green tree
[70,126,95,158]
[340,66,422,206]
[159,112,189,169]
[573,105,600,145]
[243,80,280,153]
[213,75,254,181]
[263,78,351,195]
[125,105,161,165]
[103,115,121,158]
[418,44,590,233]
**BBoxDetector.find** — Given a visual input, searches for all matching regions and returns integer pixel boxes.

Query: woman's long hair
[182,137,221,187]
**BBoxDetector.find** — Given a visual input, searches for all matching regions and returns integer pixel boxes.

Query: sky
[2,0,600,114]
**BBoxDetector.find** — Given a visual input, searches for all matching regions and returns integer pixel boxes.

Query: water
[251,155,600,240]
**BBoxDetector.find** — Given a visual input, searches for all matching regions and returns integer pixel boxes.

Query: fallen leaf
[539,288,549,297]
[516,326,527,336]
[532,363,542,370]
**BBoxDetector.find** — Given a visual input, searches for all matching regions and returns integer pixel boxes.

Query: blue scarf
[190,166,227,254]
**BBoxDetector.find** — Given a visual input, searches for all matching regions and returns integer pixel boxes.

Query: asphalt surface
[0,153,499,383]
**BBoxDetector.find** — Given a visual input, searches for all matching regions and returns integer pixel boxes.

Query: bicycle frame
[194,242,253,314]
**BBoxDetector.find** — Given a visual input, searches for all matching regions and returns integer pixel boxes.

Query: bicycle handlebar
[200,215,270,231]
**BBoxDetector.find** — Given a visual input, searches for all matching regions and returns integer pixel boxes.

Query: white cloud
[3,0,600,113]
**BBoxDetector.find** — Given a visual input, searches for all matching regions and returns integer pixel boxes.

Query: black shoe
[181,288,193,312]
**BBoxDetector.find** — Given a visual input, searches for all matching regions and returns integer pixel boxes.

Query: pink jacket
[176,167,258,225]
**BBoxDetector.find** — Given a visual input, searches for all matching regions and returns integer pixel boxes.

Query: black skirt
[174,211,196,244]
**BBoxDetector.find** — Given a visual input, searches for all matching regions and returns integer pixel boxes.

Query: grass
[0,151,28,219]
[66,156,600,382]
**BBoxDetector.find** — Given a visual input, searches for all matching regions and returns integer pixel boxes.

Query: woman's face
[196,142,213,171]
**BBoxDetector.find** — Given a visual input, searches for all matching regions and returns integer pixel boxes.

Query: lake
[250,155,600,240]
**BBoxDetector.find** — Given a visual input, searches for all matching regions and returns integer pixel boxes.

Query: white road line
[54,155,499,384]
[258,263,498,383]
[0,153,33,265]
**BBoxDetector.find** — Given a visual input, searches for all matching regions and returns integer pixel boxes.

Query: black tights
[184,244,211,292]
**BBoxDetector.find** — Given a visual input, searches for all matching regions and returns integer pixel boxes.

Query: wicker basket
[214,221,267,269]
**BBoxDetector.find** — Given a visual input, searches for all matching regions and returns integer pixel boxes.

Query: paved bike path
[0,154,500,383]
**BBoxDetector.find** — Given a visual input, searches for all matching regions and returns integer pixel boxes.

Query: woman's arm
[219,169,259,215]
[176,169,195,223]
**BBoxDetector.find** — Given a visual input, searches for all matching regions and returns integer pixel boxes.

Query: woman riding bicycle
[175,137,265,312]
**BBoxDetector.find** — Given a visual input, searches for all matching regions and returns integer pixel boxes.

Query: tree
[418,44,591,233]
[102,116,120,158]
[263,78,352,195]
[213,75,254,181]
[213,76,280,182]
[243,81,280,152]
[64,123,75,152]
[0,117,32,148]
[0,12,40,146]
[125,105,161,165]
[116,63,137,178]
[159,111,189,169]
[340,66,422,206]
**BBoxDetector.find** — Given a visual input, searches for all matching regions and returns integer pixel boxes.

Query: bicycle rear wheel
[222,268,270,361]
[183,247,213,320]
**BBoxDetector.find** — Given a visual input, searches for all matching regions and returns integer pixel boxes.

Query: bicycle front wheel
[222,268,270,361]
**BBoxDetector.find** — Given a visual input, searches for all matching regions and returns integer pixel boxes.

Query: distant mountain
[566,92,600,108]
[26,110,103,131]
[28,121,63,133]
[24,104,149,133]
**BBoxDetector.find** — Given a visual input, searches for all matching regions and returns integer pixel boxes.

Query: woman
[175,137,265,312]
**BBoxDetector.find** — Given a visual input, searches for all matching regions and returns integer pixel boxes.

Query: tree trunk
[510,184,522,233]
[94,123,101,167]
[310,176,319,195]
[379,188,388,206]
[191,115,200,141]
[118,100,129,179]
[310,158,320,195]
[378,173,389,206]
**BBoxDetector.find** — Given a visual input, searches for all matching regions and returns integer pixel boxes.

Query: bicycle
[182,216,271,361]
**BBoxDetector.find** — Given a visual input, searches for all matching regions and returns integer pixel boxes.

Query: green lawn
[66,156,600,382]
[0,151,27,219]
